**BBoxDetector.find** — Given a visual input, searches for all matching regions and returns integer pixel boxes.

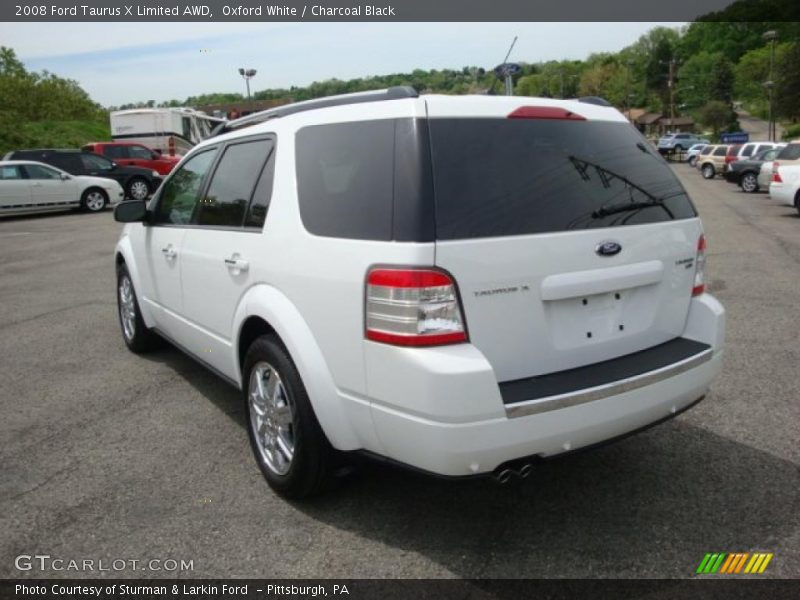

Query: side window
[81,153,113,171]
[713,147,727,156]
[195,138,273,228]
[0,165,22,180]
[152,150,216,225]
[129,145,153,159]
[52,154,82,173]
[105,146,129,159]
[182,117,192,140]
[296,120,394,240]
[741,145,754,157]
[245,143,276,228]
[23,164,60,179]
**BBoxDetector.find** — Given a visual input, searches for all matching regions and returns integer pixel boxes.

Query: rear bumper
[364,294,725,476]
[769,183,794,207]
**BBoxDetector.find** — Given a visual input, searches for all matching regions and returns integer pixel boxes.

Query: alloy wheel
[248,362,296,476]
[118,275,136,341]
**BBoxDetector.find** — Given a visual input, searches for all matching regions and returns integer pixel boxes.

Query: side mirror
[60,173,71,180]
[114,200,147,223]
[153,149,162,157]
[110,162,118,170]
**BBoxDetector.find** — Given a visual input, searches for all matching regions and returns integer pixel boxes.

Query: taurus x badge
[596,241,622,257]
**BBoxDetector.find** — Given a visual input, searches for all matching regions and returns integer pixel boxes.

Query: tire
[116,263,162,353]
[126,177,150,201]
[243,334,332,499]
[688,156,697,167]
[81,188,108,212]
[796,193,800,217]
[741,172,759,193]
[674,145,684,153]
[702,164,715,179]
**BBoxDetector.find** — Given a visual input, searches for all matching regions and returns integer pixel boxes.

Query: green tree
[699,100,736,136]
[774,42,800,121]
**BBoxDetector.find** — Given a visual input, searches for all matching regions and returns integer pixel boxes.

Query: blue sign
[720,132,749,144]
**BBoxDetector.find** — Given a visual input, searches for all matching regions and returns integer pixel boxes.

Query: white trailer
[109,108,226,157]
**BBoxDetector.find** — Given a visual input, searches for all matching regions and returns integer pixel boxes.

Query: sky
[1,22,684,106]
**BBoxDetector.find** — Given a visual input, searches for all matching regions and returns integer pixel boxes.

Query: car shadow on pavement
[143,347,798,578]
[297,419,799,579]
[139,344,247,425]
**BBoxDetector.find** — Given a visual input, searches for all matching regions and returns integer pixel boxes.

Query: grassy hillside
[0,119,110,156]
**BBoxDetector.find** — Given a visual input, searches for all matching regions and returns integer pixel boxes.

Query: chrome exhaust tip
[494,468,513,484]
[518,463,533,479]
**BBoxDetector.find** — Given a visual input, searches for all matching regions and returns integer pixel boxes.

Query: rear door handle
[224,256,249,273]
[161,245,177,260]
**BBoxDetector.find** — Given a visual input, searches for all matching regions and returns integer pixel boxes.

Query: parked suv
[113,89,725,498]
[3,149,162,200]
[698,145,729,179]
[657,132,708,154]
[83,142,180,176]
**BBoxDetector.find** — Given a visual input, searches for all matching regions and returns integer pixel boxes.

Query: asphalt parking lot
[1,164,798,579]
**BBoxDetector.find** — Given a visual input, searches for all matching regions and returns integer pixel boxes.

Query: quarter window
[152,149,216,225]
[196,139,273,228]
[0,165,22,180]
[296,120,394,240]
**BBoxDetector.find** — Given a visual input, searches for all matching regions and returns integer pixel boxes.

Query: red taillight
[692,235,706,296]
[507,106,586,121]
[365,268,467,347]
[772,162,782,183]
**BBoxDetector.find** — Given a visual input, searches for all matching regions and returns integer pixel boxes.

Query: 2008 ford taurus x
[113,88,725,498]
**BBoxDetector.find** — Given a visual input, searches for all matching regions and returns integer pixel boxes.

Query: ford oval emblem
[596,241,622,257]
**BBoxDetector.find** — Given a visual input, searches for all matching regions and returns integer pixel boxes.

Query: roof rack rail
[211,86,419,137]
[576,96,612,107]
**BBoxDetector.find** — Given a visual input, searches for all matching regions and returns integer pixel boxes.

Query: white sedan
[0,160,124,216]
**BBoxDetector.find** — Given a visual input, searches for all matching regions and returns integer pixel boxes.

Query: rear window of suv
[295,117,697,242]
[428,118,696,240]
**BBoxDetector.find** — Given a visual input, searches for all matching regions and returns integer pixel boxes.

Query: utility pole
[624,60,634,120]
[668,58,676,130]
[763,30,778,142]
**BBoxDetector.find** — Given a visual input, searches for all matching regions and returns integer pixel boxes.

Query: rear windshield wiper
[593,198,674,219]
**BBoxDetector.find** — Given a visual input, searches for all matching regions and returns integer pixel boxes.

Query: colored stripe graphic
[696,553,712,574]
[734,553,749,573]
[710,553,726,573]
[758,554,773,573]
[719,554,735,574]
[699,552,772,574]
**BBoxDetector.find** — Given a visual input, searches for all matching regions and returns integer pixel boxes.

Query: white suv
[113,88,725,498]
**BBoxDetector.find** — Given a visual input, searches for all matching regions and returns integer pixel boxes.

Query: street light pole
[668,58,676,129]
[238,67,257,108]
[763,30,778,142]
